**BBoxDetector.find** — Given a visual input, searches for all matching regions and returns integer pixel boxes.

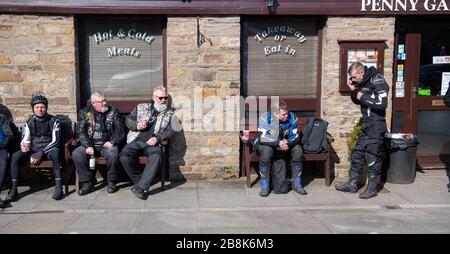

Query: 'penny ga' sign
[361,0,449,12]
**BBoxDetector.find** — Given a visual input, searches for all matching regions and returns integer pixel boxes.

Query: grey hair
[90,91,105,100]
[348,62,365,75]
[153,85,167,95]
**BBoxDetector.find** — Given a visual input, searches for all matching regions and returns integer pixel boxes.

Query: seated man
[73,91,125,195]
[7,93,63,201]
[254,101,307,197]
[0,111,14,208]
[119,86,175,200]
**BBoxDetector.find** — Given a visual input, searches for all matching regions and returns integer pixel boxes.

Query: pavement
[0,170,450,234]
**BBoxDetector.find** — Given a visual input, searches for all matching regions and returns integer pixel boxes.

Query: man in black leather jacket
[336,62,389,199]
[73,92,125,195]
[444,85,450,192]
[0,109,14,208]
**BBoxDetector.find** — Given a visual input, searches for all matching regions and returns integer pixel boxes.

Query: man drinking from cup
[6,93,63,202]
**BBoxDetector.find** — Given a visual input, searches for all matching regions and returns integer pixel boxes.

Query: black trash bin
[385,133,419,184]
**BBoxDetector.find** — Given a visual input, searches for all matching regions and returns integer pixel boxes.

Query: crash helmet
[31,92,48,108]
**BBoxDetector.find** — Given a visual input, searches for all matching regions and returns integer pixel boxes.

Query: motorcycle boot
[259,162,270,197]
[291,162,307,195]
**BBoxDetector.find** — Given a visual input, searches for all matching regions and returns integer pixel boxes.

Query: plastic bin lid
[385,133,406,139]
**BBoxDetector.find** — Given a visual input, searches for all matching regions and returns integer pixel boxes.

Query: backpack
[55,115,74,148]
[301,117,329,153]
[8,122,21,153]
[271,159,291,194]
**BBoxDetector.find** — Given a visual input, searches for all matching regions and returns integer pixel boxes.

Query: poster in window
[347,48,378,80]
[441,72,450,96]
[339,41,385,93]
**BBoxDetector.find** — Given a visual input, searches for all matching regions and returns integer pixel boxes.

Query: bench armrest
[64,137,76,160]
[66,138,80,159]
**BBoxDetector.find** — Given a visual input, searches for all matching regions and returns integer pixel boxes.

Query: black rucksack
[271,159,291,194]
[55,115,74,148]
[301,117,329,153]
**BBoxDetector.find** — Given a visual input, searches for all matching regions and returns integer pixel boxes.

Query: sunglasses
[156,96,168,100]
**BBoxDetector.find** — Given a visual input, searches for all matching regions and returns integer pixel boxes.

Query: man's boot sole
[259,191,270,197]
[335,186,358,193]
[359,192,377,199]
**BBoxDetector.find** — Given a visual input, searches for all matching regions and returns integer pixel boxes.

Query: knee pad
[259,162,270,178]
[291,162,303,177]
[260,178,268,190]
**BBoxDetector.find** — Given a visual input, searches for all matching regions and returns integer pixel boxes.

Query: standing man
[254,101,306,197]
[0,111,14,208]
[336,62,389,199]
[119,86,175,200]
[7,93,63,201]
[73,92,125,195]
[443,85,450,192]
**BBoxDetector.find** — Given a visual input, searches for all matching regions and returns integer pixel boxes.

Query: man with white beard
[73,91,125,196]
[119,86,175,200]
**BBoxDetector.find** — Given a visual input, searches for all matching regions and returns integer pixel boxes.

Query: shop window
[242,17,320,99]
[78,16,165,110]
[339,41,385,93]
[417,110,450,155]
[417,26,450,97]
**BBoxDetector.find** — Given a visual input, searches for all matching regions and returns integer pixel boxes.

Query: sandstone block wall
[0,14,77,123]
[167,16,241,180]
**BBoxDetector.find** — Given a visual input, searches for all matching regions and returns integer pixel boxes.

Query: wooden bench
[16,118,76,193]
[70,139,169,191]
[242,117,332,188]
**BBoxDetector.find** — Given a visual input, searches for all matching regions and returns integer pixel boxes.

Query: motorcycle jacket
[76,105,125,149]
[350,66,389,123]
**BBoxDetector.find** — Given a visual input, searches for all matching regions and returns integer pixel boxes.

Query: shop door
[393,17,450,169]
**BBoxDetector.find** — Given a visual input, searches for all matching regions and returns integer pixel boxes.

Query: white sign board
[433,56,450,64]
[441,72,450,96]
[396,89,405,98]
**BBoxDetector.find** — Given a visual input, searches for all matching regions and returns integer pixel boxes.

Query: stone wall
[167,16,241,180]
[0,14,77,123]
[321,17,395,179]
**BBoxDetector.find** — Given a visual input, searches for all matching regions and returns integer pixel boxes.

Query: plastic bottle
[89,154,95,170]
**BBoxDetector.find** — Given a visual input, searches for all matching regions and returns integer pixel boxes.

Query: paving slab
[65,212,139,233]
[0,214,24,229]
[0,213,81,234]
[132,212,198,234]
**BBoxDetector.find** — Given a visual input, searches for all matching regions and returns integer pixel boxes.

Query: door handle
[411,86,418,99]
